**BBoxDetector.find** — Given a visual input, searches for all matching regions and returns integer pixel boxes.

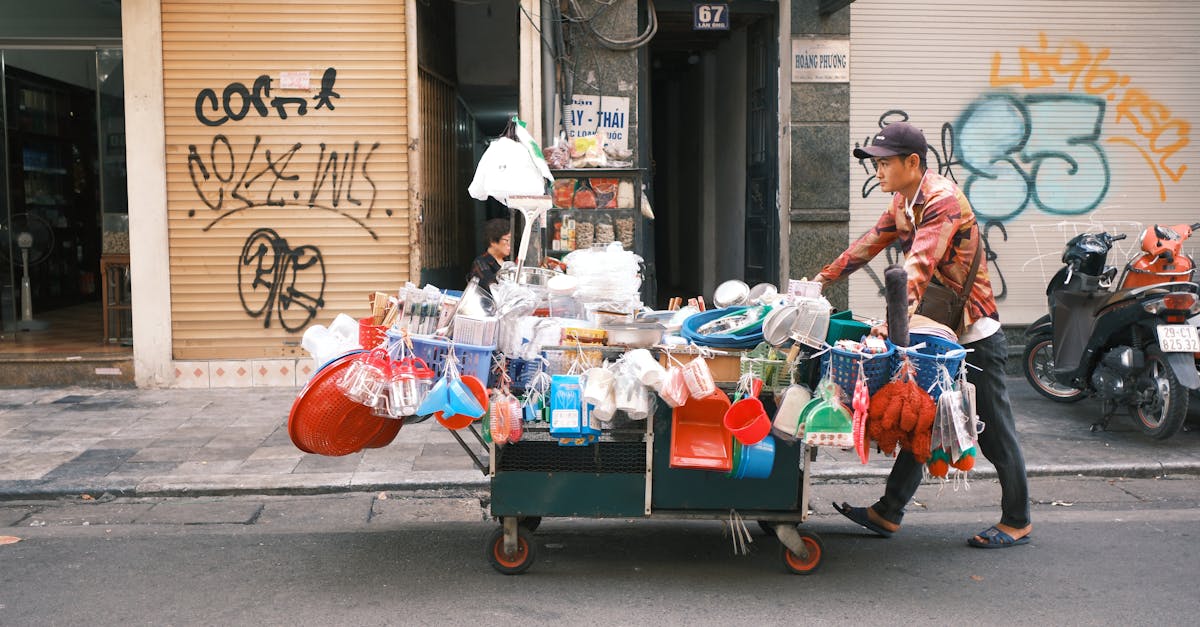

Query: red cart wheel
[487,526,536,575]
[780,530,823,575]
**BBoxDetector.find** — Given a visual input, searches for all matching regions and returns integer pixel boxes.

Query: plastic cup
[614,372,642,414]
[581,367,615,406]
[682,357,717,399]
[627,349,667,389]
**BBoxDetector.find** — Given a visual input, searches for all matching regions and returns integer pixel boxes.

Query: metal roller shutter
[162,0,413,359]
[848,0,1200,325]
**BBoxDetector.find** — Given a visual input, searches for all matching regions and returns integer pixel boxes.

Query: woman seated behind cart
[468,218,512,294]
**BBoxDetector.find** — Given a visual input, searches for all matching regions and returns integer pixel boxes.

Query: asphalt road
[1,476,1196,626]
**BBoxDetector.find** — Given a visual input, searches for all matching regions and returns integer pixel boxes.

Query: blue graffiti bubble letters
[956,93,1110,222]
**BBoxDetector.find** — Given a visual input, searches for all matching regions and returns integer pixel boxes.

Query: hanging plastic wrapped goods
[467,137,550,206]
[772,384,811,442]
[549,374,585,439]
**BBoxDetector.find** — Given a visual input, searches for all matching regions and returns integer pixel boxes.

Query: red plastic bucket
[723,397,770,445]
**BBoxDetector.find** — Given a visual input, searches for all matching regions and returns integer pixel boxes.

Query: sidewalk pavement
[1,377,1197,500]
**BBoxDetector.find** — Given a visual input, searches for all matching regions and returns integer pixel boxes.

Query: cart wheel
[757,520,776,537]
[519,516,542,532]
[486,526,536,575]
[780,530,823,575]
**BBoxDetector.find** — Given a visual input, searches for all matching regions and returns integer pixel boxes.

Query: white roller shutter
[161,0,414,360]
[848,0,1200,325]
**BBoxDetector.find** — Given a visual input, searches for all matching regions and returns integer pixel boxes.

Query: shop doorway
[0,47,127,353]
[647,4,779,306]
[416,0,519,290]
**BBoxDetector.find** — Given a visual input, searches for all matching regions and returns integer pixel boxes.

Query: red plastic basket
[364,418,403,448]
[359,317,389,349]
[288,352,390,456]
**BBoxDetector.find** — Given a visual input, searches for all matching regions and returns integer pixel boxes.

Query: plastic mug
[682,357,717,399]
[658,366,690,408]
[581,367,615,406]
[627,388,651,421]
[591,387,616,423]
[626,349,667,389]
[614,372,642,414]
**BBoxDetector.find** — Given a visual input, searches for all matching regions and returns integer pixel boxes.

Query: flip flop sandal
[832,501,896,538]
[967,525,1031,549]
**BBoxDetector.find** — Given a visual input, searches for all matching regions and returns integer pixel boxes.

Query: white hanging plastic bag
[467,137,548,206]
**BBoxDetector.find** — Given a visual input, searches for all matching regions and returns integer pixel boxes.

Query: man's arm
[816,207,899,284]
[901,194,963,308]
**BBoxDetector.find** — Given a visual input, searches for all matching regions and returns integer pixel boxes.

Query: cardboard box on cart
[658,349,746,385]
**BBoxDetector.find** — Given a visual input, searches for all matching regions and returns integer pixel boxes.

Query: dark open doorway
[646,2,778,307]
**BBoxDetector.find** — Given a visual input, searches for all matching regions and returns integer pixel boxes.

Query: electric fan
[1,213,55,331]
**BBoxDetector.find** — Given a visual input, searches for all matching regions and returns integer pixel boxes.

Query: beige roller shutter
[848,0,1200,325]
[162,0,413,359]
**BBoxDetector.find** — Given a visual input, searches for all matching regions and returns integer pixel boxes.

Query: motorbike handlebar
[1110,233,1128,242]
[1191,222,1200,231]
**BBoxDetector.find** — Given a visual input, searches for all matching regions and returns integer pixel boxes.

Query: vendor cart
[451,368,824,576]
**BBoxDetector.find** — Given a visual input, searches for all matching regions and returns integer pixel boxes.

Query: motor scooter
[1023,224,1200,439]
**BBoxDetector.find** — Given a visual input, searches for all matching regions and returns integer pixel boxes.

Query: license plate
[1156,324,1200,353]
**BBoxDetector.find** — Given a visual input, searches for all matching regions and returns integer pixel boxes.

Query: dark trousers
[870,331,1032,529]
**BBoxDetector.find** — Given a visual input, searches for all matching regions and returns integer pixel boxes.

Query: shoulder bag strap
[960,240,984,300]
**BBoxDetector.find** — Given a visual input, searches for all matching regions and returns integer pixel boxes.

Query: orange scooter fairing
[1122,224,1196,289]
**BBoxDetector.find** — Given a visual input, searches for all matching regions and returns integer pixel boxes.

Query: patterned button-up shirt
[817,171,999,326]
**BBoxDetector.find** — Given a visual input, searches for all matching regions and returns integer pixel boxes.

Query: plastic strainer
[790,296,831,349]
[289,353,390,456]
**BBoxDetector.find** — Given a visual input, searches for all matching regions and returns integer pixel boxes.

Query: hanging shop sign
[791,38,850,83]
[561,94,630,152]
[693,3,730,31]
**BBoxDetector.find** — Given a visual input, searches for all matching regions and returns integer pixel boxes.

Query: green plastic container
[825,310,871,345]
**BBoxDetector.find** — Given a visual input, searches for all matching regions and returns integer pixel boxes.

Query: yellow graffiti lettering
[1107,136,1167,202]
[1115,88,1190,182]
[995,33,1190,199]
[990,33,1057,88]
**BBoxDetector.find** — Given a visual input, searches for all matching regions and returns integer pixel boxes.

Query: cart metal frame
[454,389,825,575]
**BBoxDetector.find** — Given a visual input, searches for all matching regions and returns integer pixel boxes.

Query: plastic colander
[289,352,390,456]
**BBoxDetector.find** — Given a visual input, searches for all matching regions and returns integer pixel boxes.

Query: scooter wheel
[1023,334,1086,403]
[1132,349,1189,440]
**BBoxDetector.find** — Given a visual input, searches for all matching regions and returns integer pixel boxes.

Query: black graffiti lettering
[195,89,228,127]
[230,136,263,209]
[271,95,309,120]
[187,144,222,211]
[863,242,906,296]
[223,82,253,122]
[190,136,384,239]
[193,68,338,125]
[210,135,236,184]
[308,142,361,209]
[277,245,326,327]
[360,142,381,216]
[262,144,303,207]
[238,228,326,331]
[313,68,340,111]
[931,122,962,183]
[982,220,1009,300]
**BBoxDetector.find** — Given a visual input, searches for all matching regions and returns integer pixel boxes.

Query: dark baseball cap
[853,122,927,160]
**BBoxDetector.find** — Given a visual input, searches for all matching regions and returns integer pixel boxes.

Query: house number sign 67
[693,3,730,31]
